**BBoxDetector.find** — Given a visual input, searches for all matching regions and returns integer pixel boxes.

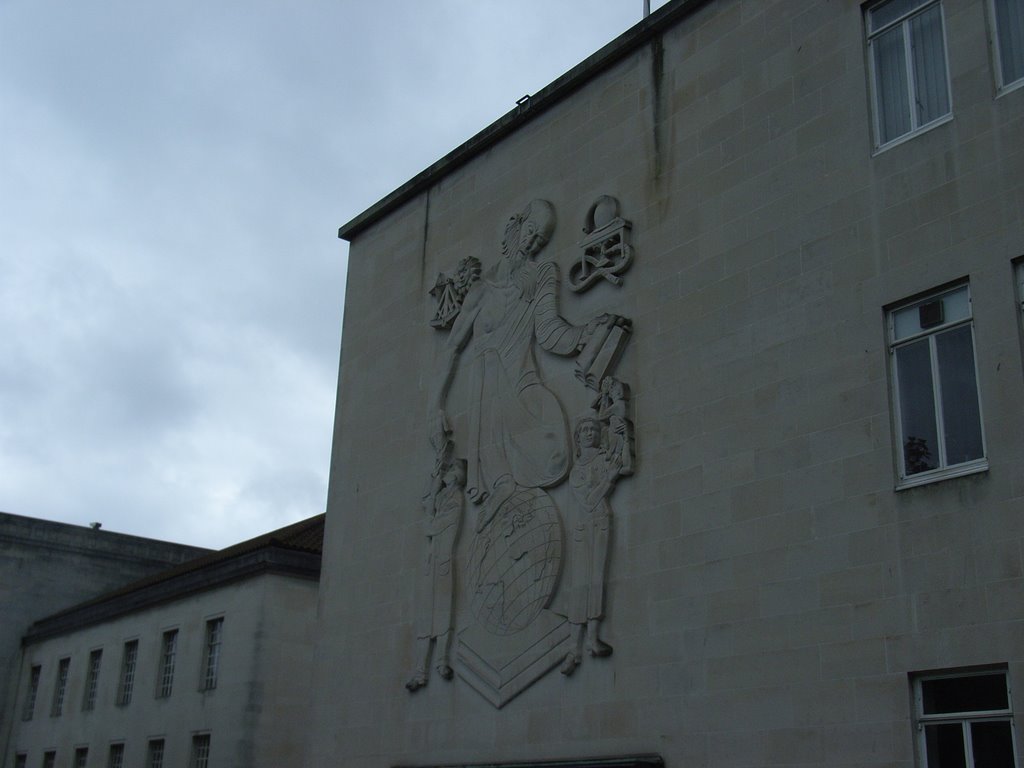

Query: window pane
[995,0,1024,86]
[909,4,951,124]
[871,0,928,30]
[922,673,1009,714]
[971,721,1016,767]
[935,325,983,465]
[874,25,913,143]
[896,339,939,474]
[925,723,968,768]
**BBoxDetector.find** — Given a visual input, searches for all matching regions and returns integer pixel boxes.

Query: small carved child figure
[594,376,634,477]
[407,458,467,692]
[562,416,628,676]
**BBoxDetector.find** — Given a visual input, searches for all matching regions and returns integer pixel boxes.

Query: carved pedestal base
[456,609,572,708]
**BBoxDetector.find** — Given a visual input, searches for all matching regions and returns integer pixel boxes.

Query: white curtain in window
[995,0,1024,86]
[909,5,950,125]
[874,25,912,143]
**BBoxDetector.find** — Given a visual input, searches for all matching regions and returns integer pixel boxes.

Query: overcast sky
[0,1,667,549]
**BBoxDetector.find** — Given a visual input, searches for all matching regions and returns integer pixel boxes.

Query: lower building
[4,515,323,768]
[0,513,210,762]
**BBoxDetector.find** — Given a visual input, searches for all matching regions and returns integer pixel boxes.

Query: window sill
[997,78,1024,98]
[872,113,953,156]
[896,458,988,490]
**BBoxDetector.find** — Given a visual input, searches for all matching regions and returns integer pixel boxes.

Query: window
[74,748,89,768]
[146,739,165,768]
[201,618,223,691]
[913,668,1018,767]
[888,284,986,486]
[156,630,177,698]
[107,744,124,768]
[42,752,55,768]
[117,640,138,706]
[15,754,27,768]
[83,649,102,710]
[867,0,952,148]
[22,665,41,720]
[992,0,1024,91]
[189,734,211,768]
[50,657,70,716]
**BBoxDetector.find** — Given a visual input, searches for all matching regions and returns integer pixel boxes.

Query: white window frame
[146,739,165,768]
[913,668,1019,767]
[200,618,223,691]
[866,0,954,152]
[107,743,124,768]
[990,0,1024,94]
[117,640,138,706]
[189,734,211,768]
[888,283,988,488]
[156,629,177,699]
[82,648,102,711]
[22,664,41,721]
[50,657,70,717]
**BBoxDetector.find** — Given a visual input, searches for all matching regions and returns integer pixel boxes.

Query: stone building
[308,0,1024,767]
[0,513,210,763]
[5,515,323,768]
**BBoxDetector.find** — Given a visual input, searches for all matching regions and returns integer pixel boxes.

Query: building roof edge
[337,0,708,242]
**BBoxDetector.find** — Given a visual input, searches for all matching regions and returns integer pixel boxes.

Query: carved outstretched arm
[532,262,585,355]
[429,285,481,444]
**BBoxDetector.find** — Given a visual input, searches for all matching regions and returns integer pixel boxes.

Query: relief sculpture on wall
[407,426,466,692]
[410,197,636,707]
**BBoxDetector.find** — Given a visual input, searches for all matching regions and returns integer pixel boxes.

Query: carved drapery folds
[413,197,636,707]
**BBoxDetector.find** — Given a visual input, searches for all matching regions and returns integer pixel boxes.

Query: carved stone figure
[561,410,631,676]
[420,198,635,706]
[593,376,634,477]
[406,455,466,692]
[569,195,634,292]
[430,199,627,515]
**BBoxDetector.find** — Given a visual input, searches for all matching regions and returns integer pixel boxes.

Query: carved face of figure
[574,418,602,454]
[443,461,467,489]
[503,200,555,264]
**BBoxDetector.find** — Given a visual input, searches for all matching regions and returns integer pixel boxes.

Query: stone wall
[310,0,1024,765]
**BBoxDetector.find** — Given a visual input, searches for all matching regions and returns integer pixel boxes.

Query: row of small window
[867,0,1023,150]
[22,618,223,721]
[14,734,210,768]
[18,670,1009,767]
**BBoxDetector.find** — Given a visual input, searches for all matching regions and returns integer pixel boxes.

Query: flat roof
[338,0,707,242]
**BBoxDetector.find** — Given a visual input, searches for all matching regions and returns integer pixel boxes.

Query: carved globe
[467,486,563,636]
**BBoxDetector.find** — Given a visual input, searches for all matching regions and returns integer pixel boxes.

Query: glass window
[74,748,89,768]
[867,0,952,148]
[992,0,1024,91]
[50,658,70,717]
[41,752,55,768]
[201,619,223,691]
[107,744,124,768]
[15,754,27,768]
[889,284,987,486]
[83,649,102,711]
[914,669,1018,768]
[22,665,41,721]
[147,740,165,768]
[190,734,211,768]
[117,640,138,706]
[156,630,177,698]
